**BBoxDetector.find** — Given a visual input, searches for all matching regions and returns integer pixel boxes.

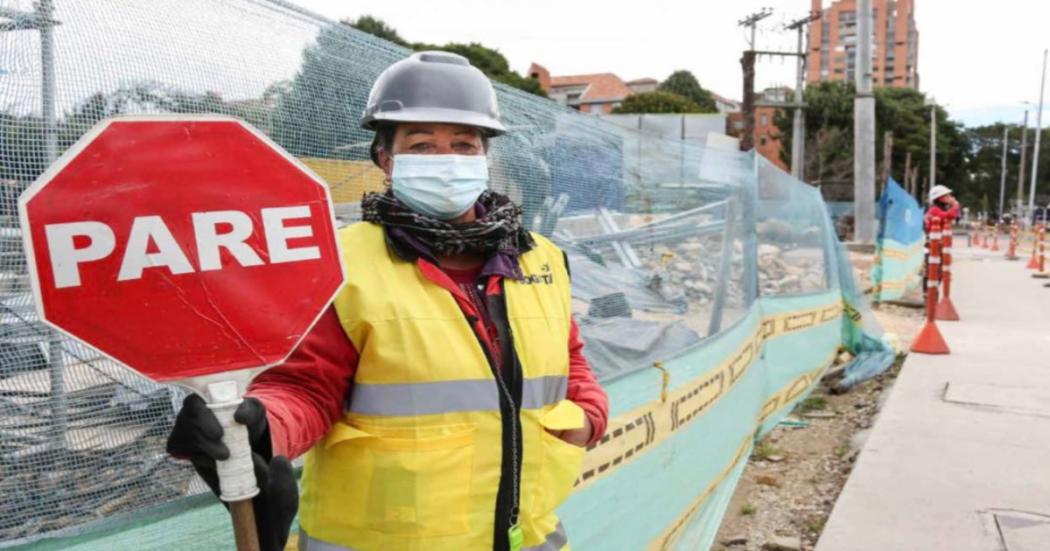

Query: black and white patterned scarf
[361,189,535,258]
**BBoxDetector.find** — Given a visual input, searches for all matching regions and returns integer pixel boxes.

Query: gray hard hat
[361,51,506,136]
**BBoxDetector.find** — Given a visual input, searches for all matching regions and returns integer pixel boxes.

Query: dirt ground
[712,254,924,551]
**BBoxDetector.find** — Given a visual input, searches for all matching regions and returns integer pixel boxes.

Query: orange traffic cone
[912,219,951,354]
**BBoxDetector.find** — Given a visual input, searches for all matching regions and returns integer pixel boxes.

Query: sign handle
[207,381,261,551]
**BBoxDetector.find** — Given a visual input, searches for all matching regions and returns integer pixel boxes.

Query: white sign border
[17,114,349,397]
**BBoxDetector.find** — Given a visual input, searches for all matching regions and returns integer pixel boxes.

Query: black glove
[167,394,298,551]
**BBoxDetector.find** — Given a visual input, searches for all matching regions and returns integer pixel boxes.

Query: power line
[738,7,773,51]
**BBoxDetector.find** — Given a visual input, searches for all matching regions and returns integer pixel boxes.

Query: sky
[292,0,1050,128]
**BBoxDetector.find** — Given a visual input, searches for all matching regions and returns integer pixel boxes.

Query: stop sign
[18,116,345,383]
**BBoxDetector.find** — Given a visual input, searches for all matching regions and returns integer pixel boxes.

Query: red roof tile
[548,73,634,102]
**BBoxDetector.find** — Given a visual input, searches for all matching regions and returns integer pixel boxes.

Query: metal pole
[36,0,66,452]
[791,24,806,179]
[1019,109,1029,220]
[740,51,756,151]
[929,103,937,193]
[1029,49,1048,227]
[999,127,1009,218]
[853,0,876,244]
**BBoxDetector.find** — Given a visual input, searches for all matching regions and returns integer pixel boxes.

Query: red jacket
[924,200,960,231]
[247,256,610,459]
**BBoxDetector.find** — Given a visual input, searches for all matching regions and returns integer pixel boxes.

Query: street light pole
[999,126,1009,219]
[1028,49,1047,227]
[1018,106,1030,220]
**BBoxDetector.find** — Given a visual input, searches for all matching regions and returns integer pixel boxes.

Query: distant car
[1033,207,1049,226]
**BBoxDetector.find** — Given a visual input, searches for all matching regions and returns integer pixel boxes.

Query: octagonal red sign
[18,116,345,382]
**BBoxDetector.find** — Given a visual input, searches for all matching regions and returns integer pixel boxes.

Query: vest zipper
[464,309,521,551]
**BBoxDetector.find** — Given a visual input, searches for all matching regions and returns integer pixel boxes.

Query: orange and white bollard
[1034,225,1049,279]
[1029,224,1045,268]
[1006,222,1020,260]
[1028,224,1044,270]
[990,222,1000,252]
[936,229,960,321]
[912,218,951,354]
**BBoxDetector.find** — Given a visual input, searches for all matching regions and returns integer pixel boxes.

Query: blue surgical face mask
[391,154,489,220]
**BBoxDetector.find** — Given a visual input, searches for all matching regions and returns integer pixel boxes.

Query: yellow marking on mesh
[649,355,837,550]
[573,302,842,491]
[651,362,670,403]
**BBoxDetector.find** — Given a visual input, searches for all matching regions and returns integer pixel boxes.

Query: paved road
[816,249,1050,551]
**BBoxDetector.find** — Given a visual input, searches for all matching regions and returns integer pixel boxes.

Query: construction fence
[871,178,925,302]
[0,1,894,549]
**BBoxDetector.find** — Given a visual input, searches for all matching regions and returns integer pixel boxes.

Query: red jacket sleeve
[945,200,961,220]
[246,305,357,459]
[566,317,609,446]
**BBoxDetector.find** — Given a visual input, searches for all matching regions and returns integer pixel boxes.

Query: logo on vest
[520,262,554,285]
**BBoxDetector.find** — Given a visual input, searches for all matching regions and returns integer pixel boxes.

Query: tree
[347,16,546,97]
[964,123,1050,213]
[270,23,374,158]
[415,42,547,97]
[773,81,970,203]
[657,71,717,113]
[612,91,705,114]
[346,16,409,48]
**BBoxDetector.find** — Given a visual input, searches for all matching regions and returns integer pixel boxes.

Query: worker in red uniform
[925,185,960,231]
[922,185,960,290]
[167,51,609,551]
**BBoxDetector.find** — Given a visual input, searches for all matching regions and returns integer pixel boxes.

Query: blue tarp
[871,178,925,301]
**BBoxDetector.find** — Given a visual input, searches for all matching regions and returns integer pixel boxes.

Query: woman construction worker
[922,185,961,291]
[925,185,960,230]
[166,51,609,551]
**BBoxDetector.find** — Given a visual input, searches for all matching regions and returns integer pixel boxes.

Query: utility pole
[880,131,894,195]
[999,126,1009,218]
[738,8,772,152]
[786,11,821,180]
[853,0,876,244]
[739,7,773,50]
[1018,106,1030,220]
[1028,49,1048,227]
[927,97,937,196]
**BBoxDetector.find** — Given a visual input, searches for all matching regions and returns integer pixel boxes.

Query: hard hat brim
[362,107,507,136]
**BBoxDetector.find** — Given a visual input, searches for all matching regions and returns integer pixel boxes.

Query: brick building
[527,63,642,114]
[727,87,792,171]
[807,0,919,89]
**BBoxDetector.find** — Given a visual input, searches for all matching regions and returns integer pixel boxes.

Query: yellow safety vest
[299,222,585,551]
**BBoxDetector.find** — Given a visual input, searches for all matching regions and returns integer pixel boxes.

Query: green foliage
[270,23,370,158]
[612,91,705,114]
[657,70,717,113]
[0,83,271,183]
[740,503,757,516]
[798,397,828,411]
[963,123,1050,214]
[774,82,968,200]
[346,15,409,47]
[751,442,781,460]
[414,42,547,97]
[347,16,546,98]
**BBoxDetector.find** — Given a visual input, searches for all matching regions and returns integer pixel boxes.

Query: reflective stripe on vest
[349,375,569,416]
[299,522,568,551]
[299,222,582,551]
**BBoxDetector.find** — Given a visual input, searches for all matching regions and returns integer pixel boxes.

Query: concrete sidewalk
[816,250,1050,551]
